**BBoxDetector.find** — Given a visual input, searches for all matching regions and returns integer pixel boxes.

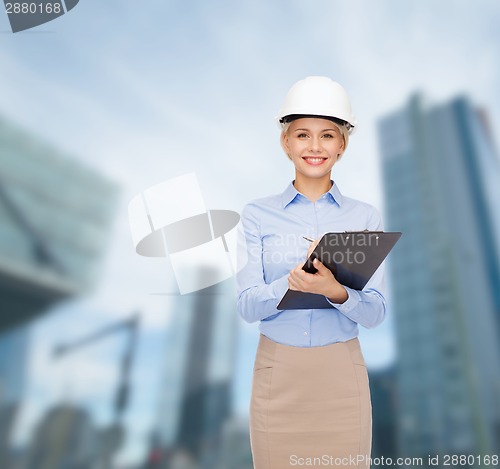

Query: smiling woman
[280,117,350,162]
[282,118,345,186]
[236,76,386,469]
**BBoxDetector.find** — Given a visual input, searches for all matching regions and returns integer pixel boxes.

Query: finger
[293,262,309,277]
[288,276,301,291]
[288,271,302,286]
[313,258,330,276]
[290,265,303,279]
[307,241,319,258]
[293,267,309,281]
[313,258,337,282]
[312,257,325,271]
[291,267,310,283]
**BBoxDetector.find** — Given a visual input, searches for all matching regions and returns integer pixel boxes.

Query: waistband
[258,333,361,355]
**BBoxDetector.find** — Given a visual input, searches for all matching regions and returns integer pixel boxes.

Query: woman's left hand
[288,258,348,304]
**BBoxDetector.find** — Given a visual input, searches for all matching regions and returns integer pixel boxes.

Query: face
[282,117,345,183]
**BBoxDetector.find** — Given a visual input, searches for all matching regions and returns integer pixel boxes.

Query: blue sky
[2,0,500,464]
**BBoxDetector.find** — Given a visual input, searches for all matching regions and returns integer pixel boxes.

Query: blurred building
[378,94,500,463]
[24,404,96,469]
[0,327,29,466]
[219,415,253,469]
[0,115,119,332]
[0,327,29,403]
[153,272,238,469]
[369,366,397,461]
[0,115,119,467]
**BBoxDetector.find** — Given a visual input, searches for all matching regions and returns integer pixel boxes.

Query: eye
[297,133,308,138]
[322,133,335,139]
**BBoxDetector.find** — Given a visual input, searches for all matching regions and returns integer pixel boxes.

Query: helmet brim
[278,114,354,132]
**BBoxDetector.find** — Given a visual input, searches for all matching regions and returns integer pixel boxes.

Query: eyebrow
[293,128,339,132]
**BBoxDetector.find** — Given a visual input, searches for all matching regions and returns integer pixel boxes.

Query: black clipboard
[277,230,402,310]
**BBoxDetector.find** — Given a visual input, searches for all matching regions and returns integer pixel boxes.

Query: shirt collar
[281,180,343,208]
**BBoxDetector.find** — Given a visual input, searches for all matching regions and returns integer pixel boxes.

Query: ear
[340,135,346,154]
[281,131,290,154]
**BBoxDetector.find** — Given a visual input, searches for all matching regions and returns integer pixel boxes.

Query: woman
[236,76,386,469]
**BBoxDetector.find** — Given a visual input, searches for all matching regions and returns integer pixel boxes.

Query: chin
[297,171,332,180]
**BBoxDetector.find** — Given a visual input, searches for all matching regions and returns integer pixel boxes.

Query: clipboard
[277,230,402,310]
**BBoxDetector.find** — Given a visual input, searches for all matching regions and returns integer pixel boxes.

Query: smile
[302,157,327,165]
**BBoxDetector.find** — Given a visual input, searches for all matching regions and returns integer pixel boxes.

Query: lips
[302,157,327,165]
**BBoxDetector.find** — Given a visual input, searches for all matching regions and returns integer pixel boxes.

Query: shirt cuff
[325,286,360,313]
[273,275,290,310]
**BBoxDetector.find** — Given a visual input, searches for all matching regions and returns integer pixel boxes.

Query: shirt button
[303,331,308,336]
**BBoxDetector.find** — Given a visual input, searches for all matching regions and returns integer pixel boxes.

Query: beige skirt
[250,333,372,469]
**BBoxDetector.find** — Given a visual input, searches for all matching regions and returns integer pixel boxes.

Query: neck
[293,174,332,202]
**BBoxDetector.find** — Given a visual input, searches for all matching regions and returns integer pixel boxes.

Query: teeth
[304,157,325,162]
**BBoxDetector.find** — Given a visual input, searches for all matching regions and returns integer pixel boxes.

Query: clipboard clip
[343,229,383,240]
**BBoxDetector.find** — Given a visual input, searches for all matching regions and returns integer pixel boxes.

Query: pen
[302,236,315,243]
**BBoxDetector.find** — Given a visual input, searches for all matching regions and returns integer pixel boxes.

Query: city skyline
[379,92,500,462]
[1,0,500,466]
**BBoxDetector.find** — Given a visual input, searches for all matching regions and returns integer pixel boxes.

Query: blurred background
[0,0,499,468]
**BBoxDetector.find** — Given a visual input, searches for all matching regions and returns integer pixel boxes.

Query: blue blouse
[236,180,387,347]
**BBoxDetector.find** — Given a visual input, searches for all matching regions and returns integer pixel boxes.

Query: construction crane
[52,313,140,468]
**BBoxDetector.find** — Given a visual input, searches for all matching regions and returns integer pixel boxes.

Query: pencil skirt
[249,333,372,469]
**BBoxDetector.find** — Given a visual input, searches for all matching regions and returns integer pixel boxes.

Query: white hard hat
[276,76,357,134]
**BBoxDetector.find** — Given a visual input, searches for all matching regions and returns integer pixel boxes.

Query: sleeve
[235,204,289,323]
[325,207,387,329]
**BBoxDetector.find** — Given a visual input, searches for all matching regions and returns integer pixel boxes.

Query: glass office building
[0,115,119,332]
[0,327,30,466]
[370,366,397,462]
[378,94,500,462]
[0,327,29,404]
[0,114,119,466]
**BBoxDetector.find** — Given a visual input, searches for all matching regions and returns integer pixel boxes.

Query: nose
[309,136,322,153]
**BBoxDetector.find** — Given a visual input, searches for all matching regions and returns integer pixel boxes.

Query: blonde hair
[280,120,350,161]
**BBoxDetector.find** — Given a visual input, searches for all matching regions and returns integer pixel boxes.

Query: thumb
[313,257,328,273]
